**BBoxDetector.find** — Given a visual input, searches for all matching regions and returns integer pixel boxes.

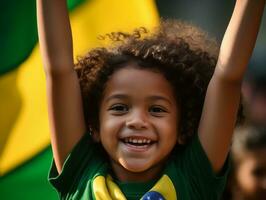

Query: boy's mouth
[120,137,155,146]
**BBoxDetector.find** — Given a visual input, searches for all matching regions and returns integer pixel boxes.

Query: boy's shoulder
[165,135,230,199]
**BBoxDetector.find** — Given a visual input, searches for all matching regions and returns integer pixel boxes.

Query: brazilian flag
[0,0,158,199]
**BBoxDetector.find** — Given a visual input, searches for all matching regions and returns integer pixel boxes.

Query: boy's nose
[126,110,149,130]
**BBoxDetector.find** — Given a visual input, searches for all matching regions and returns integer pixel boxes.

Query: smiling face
[98,65,179,181]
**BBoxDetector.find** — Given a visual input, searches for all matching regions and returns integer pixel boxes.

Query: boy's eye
[252,167,266,177]
[149,106,167,116]
[108,104,129,114]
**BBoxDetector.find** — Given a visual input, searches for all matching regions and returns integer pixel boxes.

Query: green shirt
[49,134,229,200]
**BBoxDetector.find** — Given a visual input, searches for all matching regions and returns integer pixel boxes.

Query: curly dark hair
[75,19,243,145]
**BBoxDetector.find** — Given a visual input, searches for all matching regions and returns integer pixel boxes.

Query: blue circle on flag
[142,191,165,200]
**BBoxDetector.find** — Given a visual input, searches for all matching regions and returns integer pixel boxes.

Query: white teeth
[123,137,152,144]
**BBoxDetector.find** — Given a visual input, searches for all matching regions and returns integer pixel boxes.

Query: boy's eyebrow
[105,94,173,105]
[105,94,129,102]
[148,95,173,105]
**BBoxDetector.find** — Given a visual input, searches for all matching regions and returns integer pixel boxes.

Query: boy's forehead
[108,67,170,87]
[103,67,176,101]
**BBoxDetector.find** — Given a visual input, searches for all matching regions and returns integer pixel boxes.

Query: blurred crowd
[222,55,266,200]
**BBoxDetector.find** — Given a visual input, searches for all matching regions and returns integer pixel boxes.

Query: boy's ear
[177,135,185,145]
[91,130,101,142]
[88,126,101,142]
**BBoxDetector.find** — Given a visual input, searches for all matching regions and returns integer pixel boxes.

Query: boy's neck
[110,160,165,182]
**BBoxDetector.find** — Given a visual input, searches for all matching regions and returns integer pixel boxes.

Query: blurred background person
[222,125,266,200]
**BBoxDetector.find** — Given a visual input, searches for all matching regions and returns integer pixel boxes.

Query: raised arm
[198,0,265,173]
[37,0,86,173]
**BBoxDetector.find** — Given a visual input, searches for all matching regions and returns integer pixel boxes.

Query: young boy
[37,0,265,199]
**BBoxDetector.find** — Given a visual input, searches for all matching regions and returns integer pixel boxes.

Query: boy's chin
[123,164,150,173]
[115,158,164,181]
[120,159,152,173]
